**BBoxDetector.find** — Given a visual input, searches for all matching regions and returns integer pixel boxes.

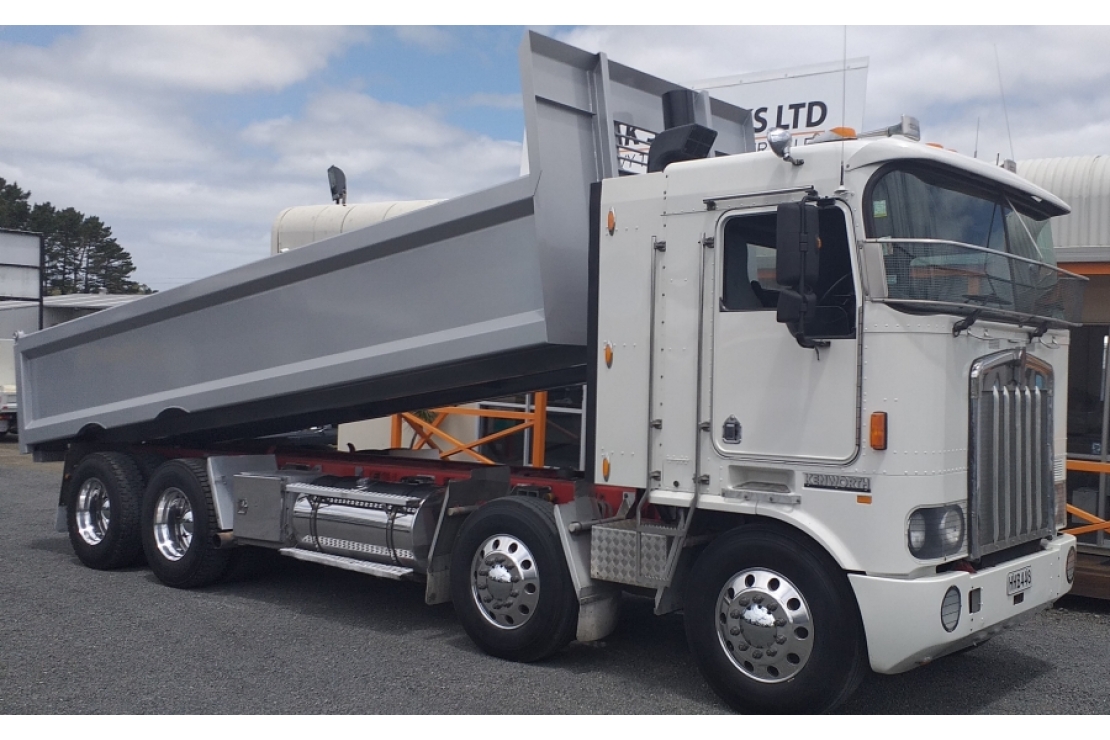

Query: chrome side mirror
[767,128,803,166]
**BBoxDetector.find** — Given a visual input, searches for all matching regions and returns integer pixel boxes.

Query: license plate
[1007,566,1033,596]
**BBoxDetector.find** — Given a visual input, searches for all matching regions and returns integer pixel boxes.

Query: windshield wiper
[952,309,982,337]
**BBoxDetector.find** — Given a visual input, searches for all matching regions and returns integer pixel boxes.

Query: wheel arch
[700,505,866,573]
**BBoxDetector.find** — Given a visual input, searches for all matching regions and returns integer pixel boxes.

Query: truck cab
[593,126,1081,709]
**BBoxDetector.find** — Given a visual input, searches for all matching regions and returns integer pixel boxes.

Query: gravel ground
[2,437,1108,715]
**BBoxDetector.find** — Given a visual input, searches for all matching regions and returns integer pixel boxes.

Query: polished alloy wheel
[75,477,111,545]
[470,534,541,630]
[716,568,815,683]
[152,487,194,561]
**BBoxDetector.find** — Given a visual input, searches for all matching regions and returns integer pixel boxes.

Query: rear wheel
[65,452,145,569]
[685,525,868,714]
[141,459,233,588]
[450,497,578,662]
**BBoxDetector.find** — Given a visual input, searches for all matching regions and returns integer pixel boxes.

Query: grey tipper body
[14,33,752,455]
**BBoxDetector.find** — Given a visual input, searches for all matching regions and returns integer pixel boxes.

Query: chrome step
[279,548,415,580]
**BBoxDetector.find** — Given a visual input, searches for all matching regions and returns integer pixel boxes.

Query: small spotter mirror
[767,128,803,166]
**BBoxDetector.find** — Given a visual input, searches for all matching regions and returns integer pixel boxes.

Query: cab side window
[721,207,857,338]
[721,213,778,311]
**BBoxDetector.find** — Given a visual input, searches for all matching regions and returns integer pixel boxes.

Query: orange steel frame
[1064,459,1110,538]
[390,391,550,467]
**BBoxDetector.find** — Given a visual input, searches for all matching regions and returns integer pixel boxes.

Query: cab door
[703,202,860,463]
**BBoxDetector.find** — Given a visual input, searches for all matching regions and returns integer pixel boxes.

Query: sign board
[691,58,868,153]
[0,229,43,331]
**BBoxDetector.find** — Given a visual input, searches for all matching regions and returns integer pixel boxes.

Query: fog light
[1066,547,1077,584]
[941,586,961,632]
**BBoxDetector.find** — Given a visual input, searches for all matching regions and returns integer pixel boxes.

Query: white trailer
[16,32,1084,713]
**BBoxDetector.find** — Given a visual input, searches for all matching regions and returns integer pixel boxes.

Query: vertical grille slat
[969,350,1055,558]
[991,386,1001,543]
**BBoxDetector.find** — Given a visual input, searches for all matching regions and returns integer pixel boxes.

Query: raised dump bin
[17,31,753,455]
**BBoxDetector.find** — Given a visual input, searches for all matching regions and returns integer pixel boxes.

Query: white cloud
[1,27,365,94]
[6,24,1110,293]
[556,26,1110,164]
[241,90,521,201]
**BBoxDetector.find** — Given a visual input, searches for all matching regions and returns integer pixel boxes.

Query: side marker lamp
[870,412,888,450]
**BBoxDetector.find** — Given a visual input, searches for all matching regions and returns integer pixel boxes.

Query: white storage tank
[271,201,442,255]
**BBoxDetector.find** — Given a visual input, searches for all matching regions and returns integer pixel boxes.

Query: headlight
[939,507,965,549]
[906,504,966,559]
[908,511,927,551]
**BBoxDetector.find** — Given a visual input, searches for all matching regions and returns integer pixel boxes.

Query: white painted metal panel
[0,231,40,267]
[593,174,665,489]
[0,267,41,300]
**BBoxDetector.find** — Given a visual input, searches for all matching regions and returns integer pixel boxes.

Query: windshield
[864,164,1082,325]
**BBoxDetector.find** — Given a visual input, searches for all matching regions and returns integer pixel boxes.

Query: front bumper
[849,534,1075,674]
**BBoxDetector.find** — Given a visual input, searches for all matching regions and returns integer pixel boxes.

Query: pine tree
[0,177,150,295]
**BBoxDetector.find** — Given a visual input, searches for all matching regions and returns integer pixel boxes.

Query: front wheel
[450,497,578,662]
[141,459,233,589]
[685,525,868,714]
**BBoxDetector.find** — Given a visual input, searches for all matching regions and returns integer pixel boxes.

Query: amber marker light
[604,342,614,368]
[607,209,616,235]
[870,412,888,450]
[602,456,611,481]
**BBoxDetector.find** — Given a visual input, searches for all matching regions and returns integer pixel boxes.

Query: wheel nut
[477,584,487,591]
[752,650,763,659]
[768,604,778,612]
[738,644,749,652]
[479,568,490,576]
[730,627,741,636]
[775,618,786,627]
[753,595,764,604]
[730,609,741,619]
[738,597,750,606]
[483,596,493,603]
[511,576,520,583]
[775,635,787,645]
[767,648,777,657]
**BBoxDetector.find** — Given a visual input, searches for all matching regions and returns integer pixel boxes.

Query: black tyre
[65,452,145,570]
[131,451,166,486]
[685,525,868,714]
[450,496,578,662]
[141,458,233,589]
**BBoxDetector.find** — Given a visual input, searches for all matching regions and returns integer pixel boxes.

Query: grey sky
[1,18,1106,291]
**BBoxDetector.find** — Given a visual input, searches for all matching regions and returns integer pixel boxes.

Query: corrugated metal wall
[1020,156,1110,259]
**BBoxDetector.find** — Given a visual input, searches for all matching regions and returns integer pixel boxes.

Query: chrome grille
[969,349,1055,558]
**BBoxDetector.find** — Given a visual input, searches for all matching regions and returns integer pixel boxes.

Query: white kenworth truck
[16,33,1084,713]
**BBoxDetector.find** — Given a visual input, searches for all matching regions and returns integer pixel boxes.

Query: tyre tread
[450,496,578,663]
[66,451,145,570]
[142,458,233,589]
[685,523,868,714]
